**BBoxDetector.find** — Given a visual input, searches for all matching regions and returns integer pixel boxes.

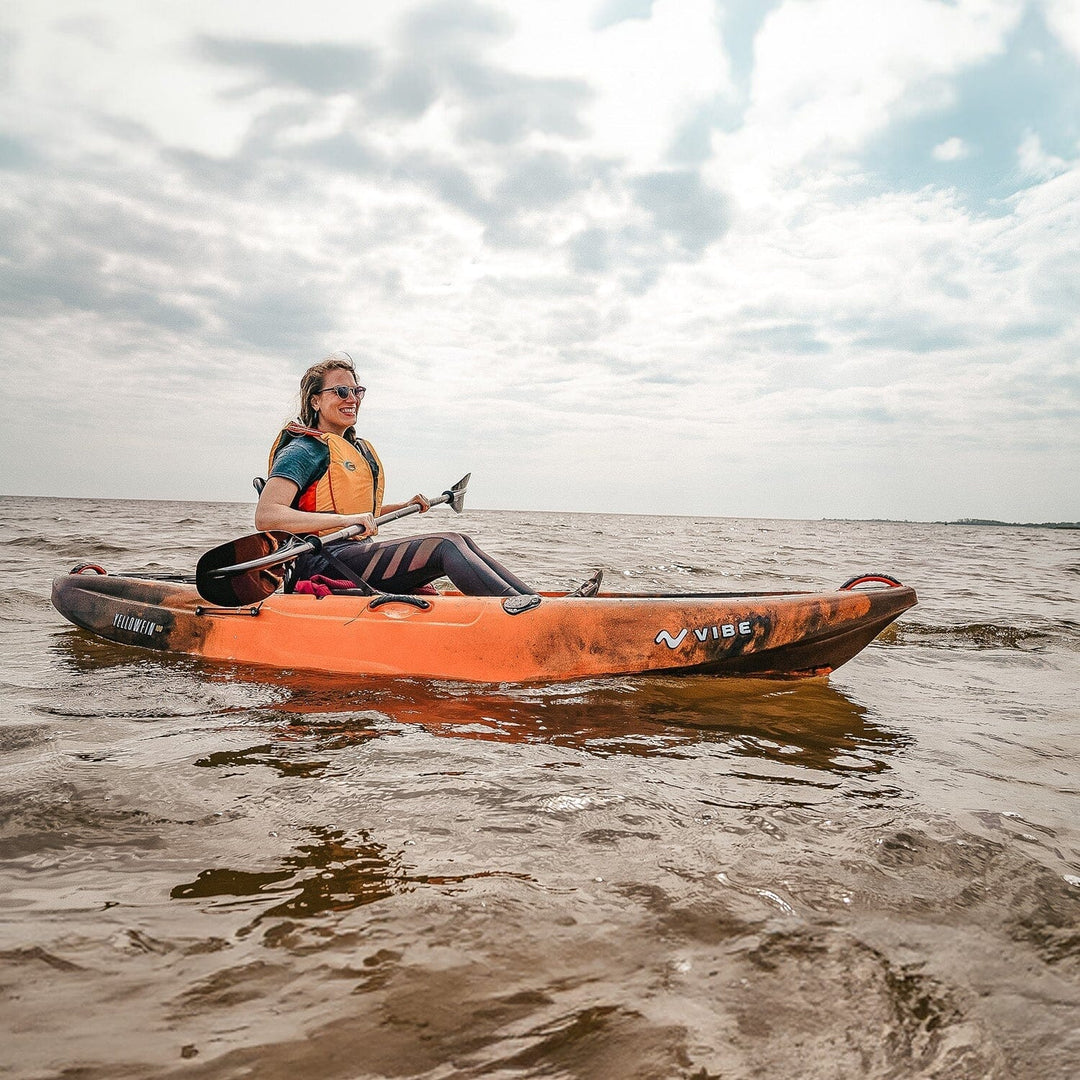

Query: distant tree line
[948,519,1079,530]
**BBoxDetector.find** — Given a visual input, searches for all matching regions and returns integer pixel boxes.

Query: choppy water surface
[2,495,1078,1079]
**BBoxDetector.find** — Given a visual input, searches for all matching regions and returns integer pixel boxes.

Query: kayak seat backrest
[252,477,266,495]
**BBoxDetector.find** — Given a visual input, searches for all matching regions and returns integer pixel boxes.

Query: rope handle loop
[839,573,903,590]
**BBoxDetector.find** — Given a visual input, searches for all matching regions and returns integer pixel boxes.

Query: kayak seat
[293,573,441,599]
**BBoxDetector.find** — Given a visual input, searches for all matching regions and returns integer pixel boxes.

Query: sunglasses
[319,385,366,400]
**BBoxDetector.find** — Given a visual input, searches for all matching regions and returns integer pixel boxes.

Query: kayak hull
[51,570,916,683]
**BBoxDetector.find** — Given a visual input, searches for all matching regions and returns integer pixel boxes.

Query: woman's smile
[315,374,364,434]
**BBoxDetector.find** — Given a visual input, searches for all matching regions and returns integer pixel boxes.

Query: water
[2,495,1078,1079]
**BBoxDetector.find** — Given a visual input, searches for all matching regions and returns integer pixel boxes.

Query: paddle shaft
[209,489,457,579]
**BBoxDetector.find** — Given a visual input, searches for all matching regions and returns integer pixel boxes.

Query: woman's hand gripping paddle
[195,474,470,606]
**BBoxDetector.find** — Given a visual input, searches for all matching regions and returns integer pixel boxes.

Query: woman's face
[312,368,364,435]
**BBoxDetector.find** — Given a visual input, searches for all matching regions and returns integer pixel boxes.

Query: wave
[621,563,717,577]
[1,536,131,558]
[894,620,1073,650]
[0,587,51,608]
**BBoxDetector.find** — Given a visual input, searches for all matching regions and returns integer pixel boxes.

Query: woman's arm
[255,476,377,536]
[381,493,431,515]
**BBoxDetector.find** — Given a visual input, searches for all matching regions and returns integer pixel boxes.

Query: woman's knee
[429,531,476,554]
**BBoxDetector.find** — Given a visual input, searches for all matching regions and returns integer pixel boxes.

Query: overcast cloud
[1,0,1077,521]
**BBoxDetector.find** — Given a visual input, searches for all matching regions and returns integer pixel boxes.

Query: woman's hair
[298,351,358,430]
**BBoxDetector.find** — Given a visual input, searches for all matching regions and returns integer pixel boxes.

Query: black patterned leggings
[296,532,534,597]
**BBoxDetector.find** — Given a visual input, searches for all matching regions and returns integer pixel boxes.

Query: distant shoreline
[939,518,1079,530]
[828,517,1080,530]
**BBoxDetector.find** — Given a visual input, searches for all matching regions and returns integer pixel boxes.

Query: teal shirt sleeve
[268,438,329,500]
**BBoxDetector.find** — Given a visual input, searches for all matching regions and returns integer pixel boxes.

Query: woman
[255,353,534,597]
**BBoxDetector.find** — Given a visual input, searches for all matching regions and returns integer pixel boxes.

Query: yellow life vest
[268,423,385,530]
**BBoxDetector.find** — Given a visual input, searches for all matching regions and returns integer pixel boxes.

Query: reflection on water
[171,825,532,932]
[54,630,907,784]
[279,674,910,781]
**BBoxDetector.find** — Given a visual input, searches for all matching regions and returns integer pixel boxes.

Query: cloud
[0,176,203,331]
[204,276,339,352]
[0,131,35,168]
[196,37,379,95]
[1041,0,1080,60]
[721,0,1023,185]
[368,65,440,119]
[631,169,729,252]
[489,0,733,167]
[183,20,723,282]
[932,136,971,161]
[493,150,599,210]
[452,65,593,144]
[381,0,591,144]
[593,0,657,31]
[1016,128,1069,179]
[397,0,511,52]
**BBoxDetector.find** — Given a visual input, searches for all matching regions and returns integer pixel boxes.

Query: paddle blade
[447,473,470,514]
[196,531,294,606]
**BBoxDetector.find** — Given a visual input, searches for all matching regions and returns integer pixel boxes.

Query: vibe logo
[655,620,754,649]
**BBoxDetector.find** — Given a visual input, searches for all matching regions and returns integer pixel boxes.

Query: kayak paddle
[195,474,470,606]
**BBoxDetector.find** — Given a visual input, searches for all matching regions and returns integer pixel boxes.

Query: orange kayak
[51,567,915,683]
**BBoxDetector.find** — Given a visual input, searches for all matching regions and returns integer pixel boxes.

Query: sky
[1,0,1078,521]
